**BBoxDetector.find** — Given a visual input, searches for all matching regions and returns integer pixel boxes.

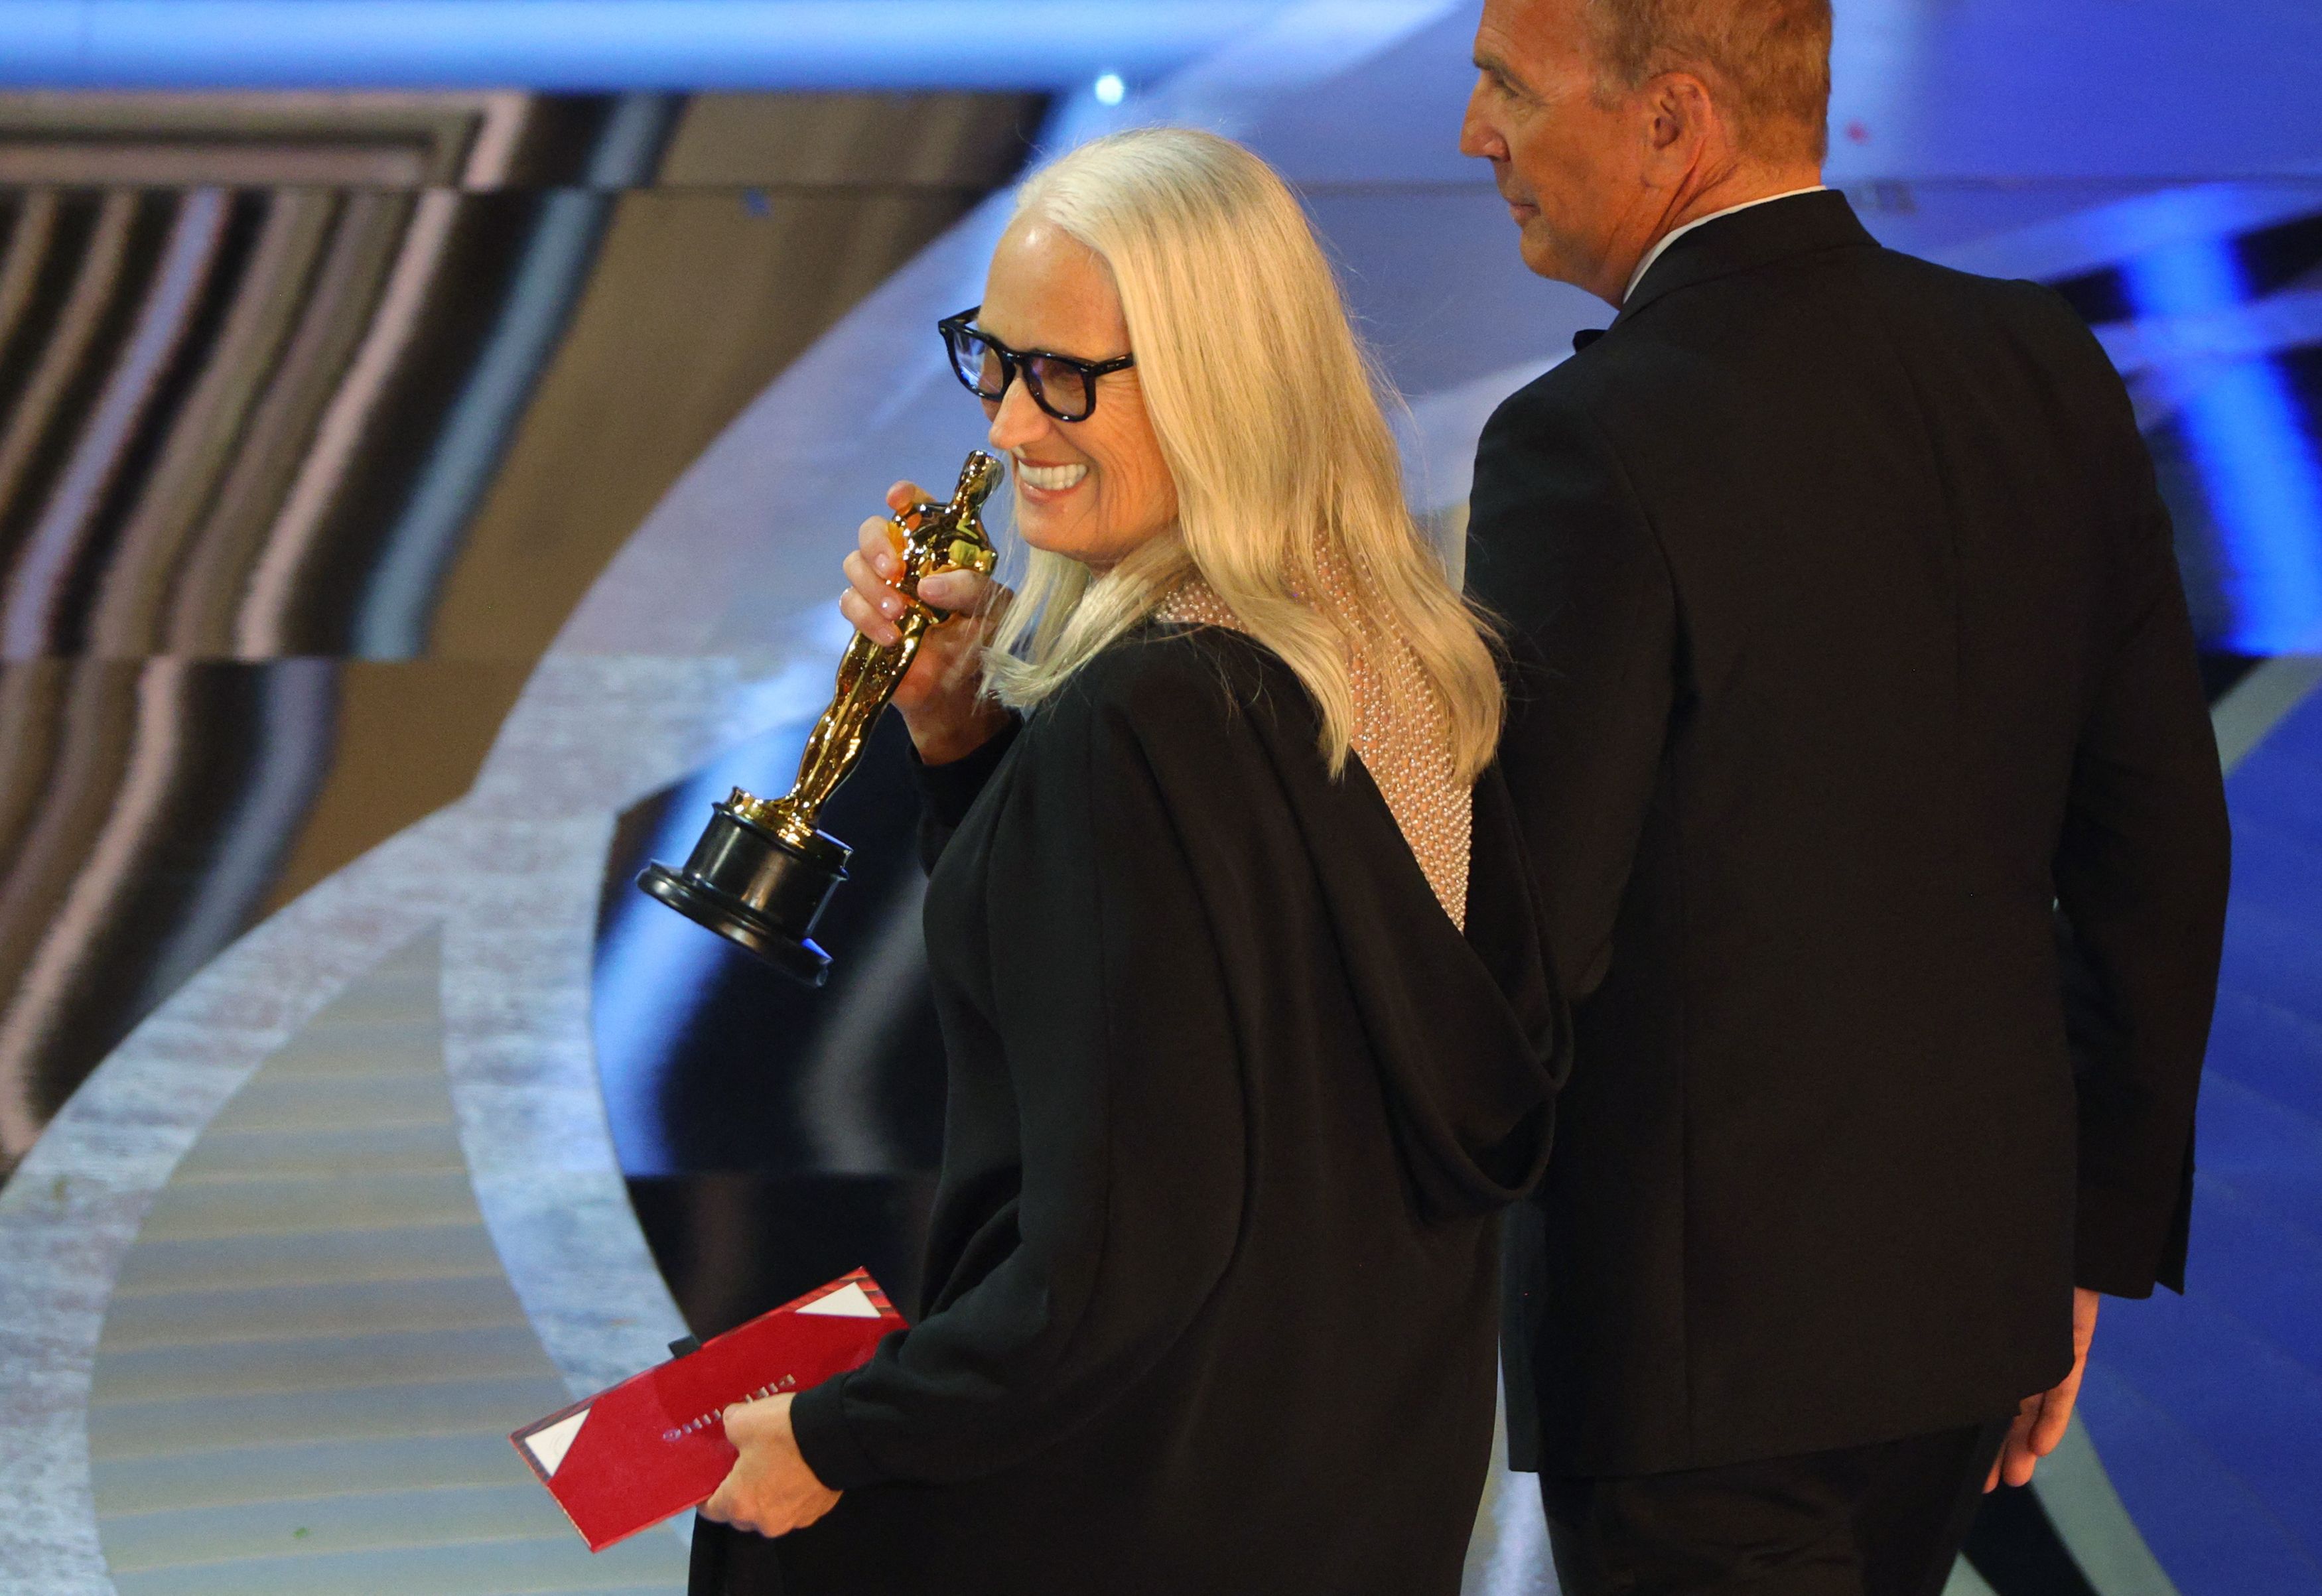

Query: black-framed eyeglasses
[937,306,1136,423]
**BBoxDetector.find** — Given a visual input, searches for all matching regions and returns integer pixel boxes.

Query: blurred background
[0,4,2316,1595]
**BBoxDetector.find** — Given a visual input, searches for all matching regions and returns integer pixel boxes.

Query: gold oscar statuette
[636,450,1004,986]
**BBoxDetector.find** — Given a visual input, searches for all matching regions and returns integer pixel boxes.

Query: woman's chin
[1015,508,1092,561]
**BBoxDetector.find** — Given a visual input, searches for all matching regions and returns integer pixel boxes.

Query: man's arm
[1469,379,1673,1477]
[1466,383,1678,1000]
[2052,396,2231,1299]
[1984,300,2228,1493]
[1997,541,2223,1483]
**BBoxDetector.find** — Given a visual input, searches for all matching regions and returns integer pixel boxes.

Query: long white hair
[981,127,1503,781]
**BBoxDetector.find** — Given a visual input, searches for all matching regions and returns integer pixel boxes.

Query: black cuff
[789,1373,887,1492]
[2074,1183,2188,1297]
[908,714,1021,831]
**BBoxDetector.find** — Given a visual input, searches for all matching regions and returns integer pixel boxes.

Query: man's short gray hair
[1585,0,1834,161]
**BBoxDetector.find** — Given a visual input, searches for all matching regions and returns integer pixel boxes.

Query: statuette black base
[636,802,850,988]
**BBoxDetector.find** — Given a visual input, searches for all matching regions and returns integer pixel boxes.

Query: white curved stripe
[0,817,459,1596]
[84,933,687,1591]
[1399,355,1564,517]
[2214,653,2322,774]
[1943,1557,2003,1596]
[1464,1380,1555,1596]
[2033,1416,2183,1596]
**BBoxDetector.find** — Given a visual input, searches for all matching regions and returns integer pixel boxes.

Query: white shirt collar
[1621,185,1830,304]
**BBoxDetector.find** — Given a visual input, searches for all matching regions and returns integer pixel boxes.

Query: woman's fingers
[702,1393,836,1541]
[841,547,877,596]
[917,568,990,615]
[857,515,903,582]
[844,549,908,619]
[701,1476,745,1530]
[839,587,902,649]
[843,539,1008,645]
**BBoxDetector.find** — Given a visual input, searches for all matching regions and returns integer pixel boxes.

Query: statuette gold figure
[638,450,1004,986]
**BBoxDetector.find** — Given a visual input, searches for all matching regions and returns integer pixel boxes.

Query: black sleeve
[791,675,1247,1487]
[2051,322,2232,1298]
[1466,385,1677,999]
[908,713,1020,872]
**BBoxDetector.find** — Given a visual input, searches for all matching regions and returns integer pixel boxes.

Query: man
[1460,0,2228,1591]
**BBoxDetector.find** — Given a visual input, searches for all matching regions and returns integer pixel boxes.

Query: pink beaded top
[1156,572,1473,929]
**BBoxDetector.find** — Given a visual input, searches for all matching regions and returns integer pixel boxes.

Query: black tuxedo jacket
[1468,190,2231,1477]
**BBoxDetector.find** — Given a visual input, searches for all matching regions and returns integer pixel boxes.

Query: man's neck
[1663,163,1824,238]
[1600,163,1824,304]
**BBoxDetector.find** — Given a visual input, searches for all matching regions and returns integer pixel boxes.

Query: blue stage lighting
[2122,228,2322,653]
[1095,72,1127,106]
[0,2,1255,90]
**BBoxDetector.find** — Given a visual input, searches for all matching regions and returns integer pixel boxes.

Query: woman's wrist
[904,698,1010,767]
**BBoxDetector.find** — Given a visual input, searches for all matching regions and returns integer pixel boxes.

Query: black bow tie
[1573,327,1607,353]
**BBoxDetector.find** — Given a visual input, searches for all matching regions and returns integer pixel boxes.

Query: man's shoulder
[1479,354,1619,462]
[1855,244,2092,339]
[1769,242,2122,420]
[1488,245,2097,445]
[1642,235,2092,363]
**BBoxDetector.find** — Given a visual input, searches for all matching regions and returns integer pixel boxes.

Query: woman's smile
[1012,452,1091,498]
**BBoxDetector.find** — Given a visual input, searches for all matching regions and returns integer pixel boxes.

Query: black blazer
[778,628,1566,1594]
[1468,190,2231,1477]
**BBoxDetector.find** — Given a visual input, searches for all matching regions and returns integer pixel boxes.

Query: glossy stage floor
[4,4,2322,1594]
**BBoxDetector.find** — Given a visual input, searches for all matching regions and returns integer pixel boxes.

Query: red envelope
[511,1268,904,1551]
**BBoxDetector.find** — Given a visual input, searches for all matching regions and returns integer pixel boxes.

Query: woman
[697,127,1566,1595]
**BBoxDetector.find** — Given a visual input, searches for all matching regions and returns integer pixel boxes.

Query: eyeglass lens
[951,328,1095,422]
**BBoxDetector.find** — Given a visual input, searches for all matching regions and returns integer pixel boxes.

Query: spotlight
[1094,72,1127,106]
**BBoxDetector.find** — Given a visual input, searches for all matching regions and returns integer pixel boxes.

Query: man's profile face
[1462,0,1652,291]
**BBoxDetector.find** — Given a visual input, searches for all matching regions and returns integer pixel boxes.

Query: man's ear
[1642,70,1718,169]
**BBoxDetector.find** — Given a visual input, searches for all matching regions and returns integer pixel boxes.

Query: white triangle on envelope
[525,1408,590,1476]
[797,1281,880,1319]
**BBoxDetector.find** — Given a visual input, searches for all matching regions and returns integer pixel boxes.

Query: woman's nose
[986,376,1051,451]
